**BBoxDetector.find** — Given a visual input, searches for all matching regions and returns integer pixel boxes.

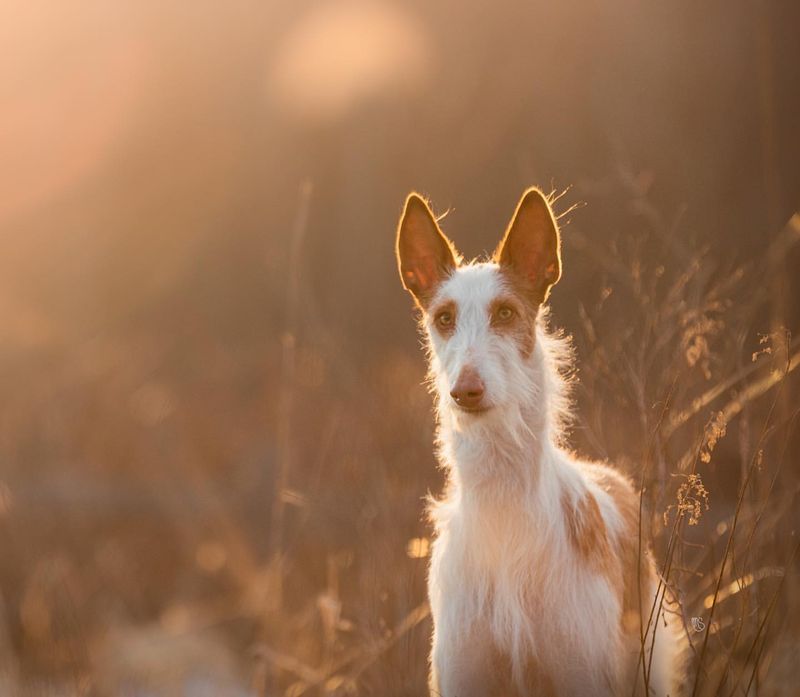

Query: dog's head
[396,188,561,421]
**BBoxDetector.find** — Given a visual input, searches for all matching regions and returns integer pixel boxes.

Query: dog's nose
[450,368,485,410]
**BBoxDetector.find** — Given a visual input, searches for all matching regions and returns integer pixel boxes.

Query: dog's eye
[495,305,515,322]
[435,311,454,329]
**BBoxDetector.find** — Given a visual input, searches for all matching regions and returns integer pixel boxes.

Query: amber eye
[495,305,515,322]
[435,310,454,329]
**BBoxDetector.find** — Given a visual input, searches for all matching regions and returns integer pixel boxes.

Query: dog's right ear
[396,193,458,308]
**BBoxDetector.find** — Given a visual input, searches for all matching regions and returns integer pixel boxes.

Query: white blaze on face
[426,263,538,416]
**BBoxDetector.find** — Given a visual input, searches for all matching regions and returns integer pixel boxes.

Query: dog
[395,188,683,696]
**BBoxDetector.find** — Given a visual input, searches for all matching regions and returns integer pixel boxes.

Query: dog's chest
[431,512,616,654]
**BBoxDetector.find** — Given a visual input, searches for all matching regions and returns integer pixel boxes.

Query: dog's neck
[435,335,561,511]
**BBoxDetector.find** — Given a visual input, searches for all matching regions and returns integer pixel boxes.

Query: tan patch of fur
[561,489,613,577]
[521,657,557,696]
[428,299,457,337]
[494,269,540,357]
[584,464,649,632]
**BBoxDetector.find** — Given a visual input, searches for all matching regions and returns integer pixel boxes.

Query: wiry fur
[396,191,684,696]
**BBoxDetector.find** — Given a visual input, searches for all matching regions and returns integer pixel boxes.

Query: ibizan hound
[395,188,683,696]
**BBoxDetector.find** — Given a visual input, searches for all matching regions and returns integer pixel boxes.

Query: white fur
[422,263,683,696]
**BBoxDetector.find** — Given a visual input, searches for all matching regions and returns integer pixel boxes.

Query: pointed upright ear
[396,193,458,307]
[494,187,561,303]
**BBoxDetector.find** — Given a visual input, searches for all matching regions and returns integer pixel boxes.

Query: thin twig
[267,179,313,613]
[291,602,431,695]
[663,337,800,441]
[690,350,790,696]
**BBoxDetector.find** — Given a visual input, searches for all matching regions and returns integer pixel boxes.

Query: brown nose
[450,367,485,410]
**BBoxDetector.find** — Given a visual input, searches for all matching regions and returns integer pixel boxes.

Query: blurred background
[1,1,799,695]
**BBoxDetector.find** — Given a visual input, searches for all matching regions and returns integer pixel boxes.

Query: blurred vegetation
[0,1,798,695]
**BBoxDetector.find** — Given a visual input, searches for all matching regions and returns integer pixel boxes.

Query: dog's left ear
[495,187,561,303]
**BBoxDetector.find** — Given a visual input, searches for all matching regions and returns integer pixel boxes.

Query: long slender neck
[436,336,561,508]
